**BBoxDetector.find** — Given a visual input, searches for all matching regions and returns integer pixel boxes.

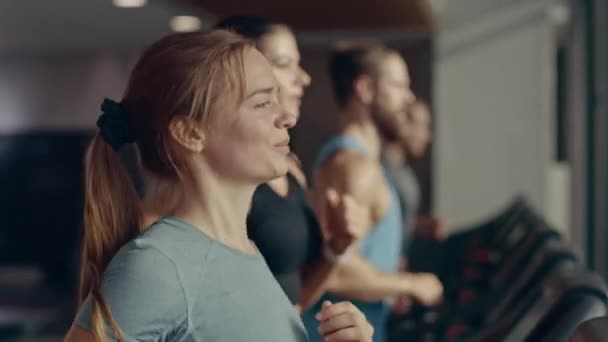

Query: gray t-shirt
[75,217,308,342]
[381,155,421,232]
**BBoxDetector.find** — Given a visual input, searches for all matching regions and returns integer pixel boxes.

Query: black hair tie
[96,98,136,151]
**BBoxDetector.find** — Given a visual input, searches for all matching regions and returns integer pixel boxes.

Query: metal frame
[567,0,608,277]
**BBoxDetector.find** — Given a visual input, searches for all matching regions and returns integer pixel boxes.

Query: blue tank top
[303,135,404,342]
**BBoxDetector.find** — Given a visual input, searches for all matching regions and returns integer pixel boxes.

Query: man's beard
[371,105,405,143]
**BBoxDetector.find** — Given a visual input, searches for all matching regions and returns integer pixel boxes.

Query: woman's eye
[255,101,272,109]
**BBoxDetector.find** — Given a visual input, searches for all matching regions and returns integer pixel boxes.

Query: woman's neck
[164,166,258,254]
[266,175,290,197]
[265,158,305,197]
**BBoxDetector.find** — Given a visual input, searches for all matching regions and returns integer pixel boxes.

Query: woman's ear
[168,116,206,153]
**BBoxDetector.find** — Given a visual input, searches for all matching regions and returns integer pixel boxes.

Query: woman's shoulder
[107,236,179,278]
[108,217,214,278]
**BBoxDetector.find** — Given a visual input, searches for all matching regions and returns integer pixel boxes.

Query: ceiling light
[170,16,201,32]
[113,0,147,8]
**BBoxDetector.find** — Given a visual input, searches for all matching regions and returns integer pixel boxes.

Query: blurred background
[0,0,606,340]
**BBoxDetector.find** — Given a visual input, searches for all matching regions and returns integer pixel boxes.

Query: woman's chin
[260,160,289,183]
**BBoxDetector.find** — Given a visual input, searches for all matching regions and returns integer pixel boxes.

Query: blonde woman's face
[203,48,295,184]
